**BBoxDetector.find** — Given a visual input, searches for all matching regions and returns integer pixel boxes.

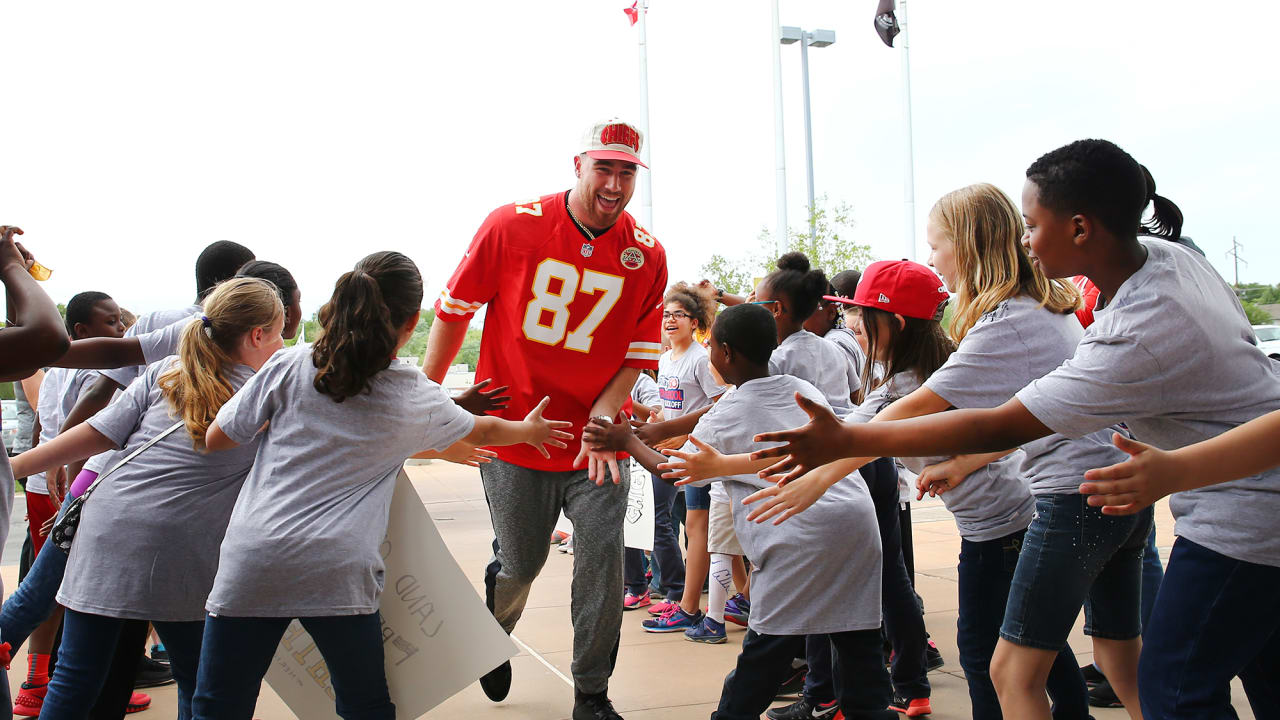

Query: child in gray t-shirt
[585,303,896,720]
[197,252,571,720]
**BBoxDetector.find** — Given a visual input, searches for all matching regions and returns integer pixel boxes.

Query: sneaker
[623,592,651,611]
[1080,663,1106,687]
[150,643,169,665]
[479,660,512,702]
[135,655,175,688]
[551,530,570,544]
[1087,679,1123,708]
[925,640,944,671]
[766,697,838,720]
[724,593,751,626]
[889,695,932,717]
[558,537,574,555]
[573,689,623,720]
[12,682,47,717]
[647,599,679,616]
[125,692,151,714]
[775,662,808,699]
[684,616,727,644]
[641,606,702,633]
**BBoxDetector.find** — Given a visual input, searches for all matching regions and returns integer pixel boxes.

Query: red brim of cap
[585,149,648,169]
[822,294,860,306]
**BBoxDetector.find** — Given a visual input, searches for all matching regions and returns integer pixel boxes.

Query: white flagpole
[771,0,788,255]
[637,0,654,230]
[899,0,917,260]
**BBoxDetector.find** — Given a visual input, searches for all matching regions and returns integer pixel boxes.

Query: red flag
[623,1,639,26]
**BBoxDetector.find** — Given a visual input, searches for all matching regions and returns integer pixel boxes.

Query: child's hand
[632,417,664,448]
[741,470,830,525]
[453,378,512,416]
[658,436,724,486]
[522,396,574,459]
[440,441,499,468]
[916,458,967,499]
[1080,433,1190,515]
[751,393,850,483]
[582,415,634,453]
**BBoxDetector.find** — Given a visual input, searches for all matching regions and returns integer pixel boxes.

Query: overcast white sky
[3,1,1278,318]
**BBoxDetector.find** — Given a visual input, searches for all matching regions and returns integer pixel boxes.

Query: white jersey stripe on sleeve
[627,342,663,352]
[438,290,483,315]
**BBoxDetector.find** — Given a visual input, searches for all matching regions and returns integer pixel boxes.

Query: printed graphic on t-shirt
[659,375,684,410]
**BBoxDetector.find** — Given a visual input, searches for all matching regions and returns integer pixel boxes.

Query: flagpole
[636,0,654,231]
[899,0,916,260]
[771,0,788,256]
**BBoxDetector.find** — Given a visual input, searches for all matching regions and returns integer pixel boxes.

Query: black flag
[875,0,900,47]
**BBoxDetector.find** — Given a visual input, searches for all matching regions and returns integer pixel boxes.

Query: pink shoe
[623,592,651,610]
[647,599,679,616]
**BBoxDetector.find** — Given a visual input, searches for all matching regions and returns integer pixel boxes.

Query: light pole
[781,26,835,245]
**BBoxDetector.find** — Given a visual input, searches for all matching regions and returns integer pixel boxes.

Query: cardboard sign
[265,470,517,720]
[552,460,652,551]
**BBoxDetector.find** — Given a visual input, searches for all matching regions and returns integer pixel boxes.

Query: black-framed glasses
[662,311,692,320]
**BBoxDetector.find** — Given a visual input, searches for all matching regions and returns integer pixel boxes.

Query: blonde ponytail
[159,277,283,449]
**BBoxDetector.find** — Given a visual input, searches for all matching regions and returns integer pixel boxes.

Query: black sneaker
[1080,663,1106,687]
[775,661,808,699]
[479,660,512,702]
[150,643,170,665]
[924,640,944,671]
[1087,679,1123,708]
[573,689,623,720]
[766,697,839,720]
[134,655,175,688]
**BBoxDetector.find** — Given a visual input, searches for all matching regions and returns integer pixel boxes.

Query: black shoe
[1087,679,1123,708]
[766,696,839,720]
[150,643,169,665]
[1080,663,1106,687]
[134,655,175,688]
[573,689,623,720]
[924,640,944,671]
[479,660,512,702]
[775,661,808,699]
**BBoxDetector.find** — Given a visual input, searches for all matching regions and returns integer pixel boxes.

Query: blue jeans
[1140,522,1163,630]
[624,473,685,598]
[1002,494,1152,649]
[0,496,72,651]
[40,610,204,720]
[1138,537,1280,719]
[192,613,394,720]
[958,530,1090,720]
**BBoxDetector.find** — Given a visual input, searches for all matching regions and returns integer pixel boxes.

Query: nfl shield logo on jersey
[581,243,595,258]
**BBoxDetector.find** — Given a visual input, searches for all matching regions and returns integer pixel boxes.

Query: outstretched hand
[439,442,499,468]
[916,458,967,500]
[657,435,722,486]
[740,470,832,525]
[454,378,512,416]
[582,414,633,453]
[1080,432,1188,516]
[750,393,851,484]
[522,396,574,459]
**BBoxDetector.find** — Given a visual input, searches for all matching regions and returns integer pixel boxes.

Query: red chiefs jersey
[435,190,668,471]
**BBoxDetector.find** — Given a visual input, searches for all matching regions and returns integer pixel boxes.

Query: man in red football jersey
[425,118,666,720]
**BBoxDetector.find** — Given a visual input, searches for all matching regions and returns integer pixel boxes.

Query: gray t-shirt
[848,371,1033,541]
[58,357,259,621]
[684,374,882,635]
[768,330,854,415]
[31,367,95,494]
[1018,239,1280,567]
[101,305,201,390]
[631,373,660,410]
[824,327,864,396]
[208,344,476,616]
[657,342,725,420]
[13,377,36,455]
[925,294,1127,495]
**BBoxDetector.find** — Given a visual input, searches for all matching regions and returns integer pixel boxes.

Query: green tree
[1240,298,1274,325]
[699,196,873,295]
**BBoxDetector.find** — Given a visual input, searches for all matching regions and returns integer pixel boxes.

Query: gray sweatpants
[480,458,628,695]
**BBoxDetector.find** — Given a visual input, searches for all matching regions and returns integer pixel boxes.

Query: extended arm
[52,337,145,370]
[462,397,572,457]
[573,366,642,484]
[11,423,115,480]
[0,227,70,380]
[635,405,711,446]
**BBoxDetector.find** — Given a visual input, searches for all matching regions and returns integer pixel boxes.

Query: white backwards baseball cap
[579,118,647,168]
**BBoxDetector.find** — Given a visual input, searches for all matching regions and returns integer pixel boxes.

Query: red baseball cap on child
[851,260,949,320]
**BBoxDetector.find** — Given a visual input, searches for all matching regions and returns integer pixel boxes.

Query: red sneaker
[126,692,151,714]
[623,591,651,610]
[888,695,932,717]
[12,683,47,717]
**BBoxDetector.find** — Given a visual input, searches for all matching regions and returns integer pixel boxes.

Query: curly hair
[663,281,716,331]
